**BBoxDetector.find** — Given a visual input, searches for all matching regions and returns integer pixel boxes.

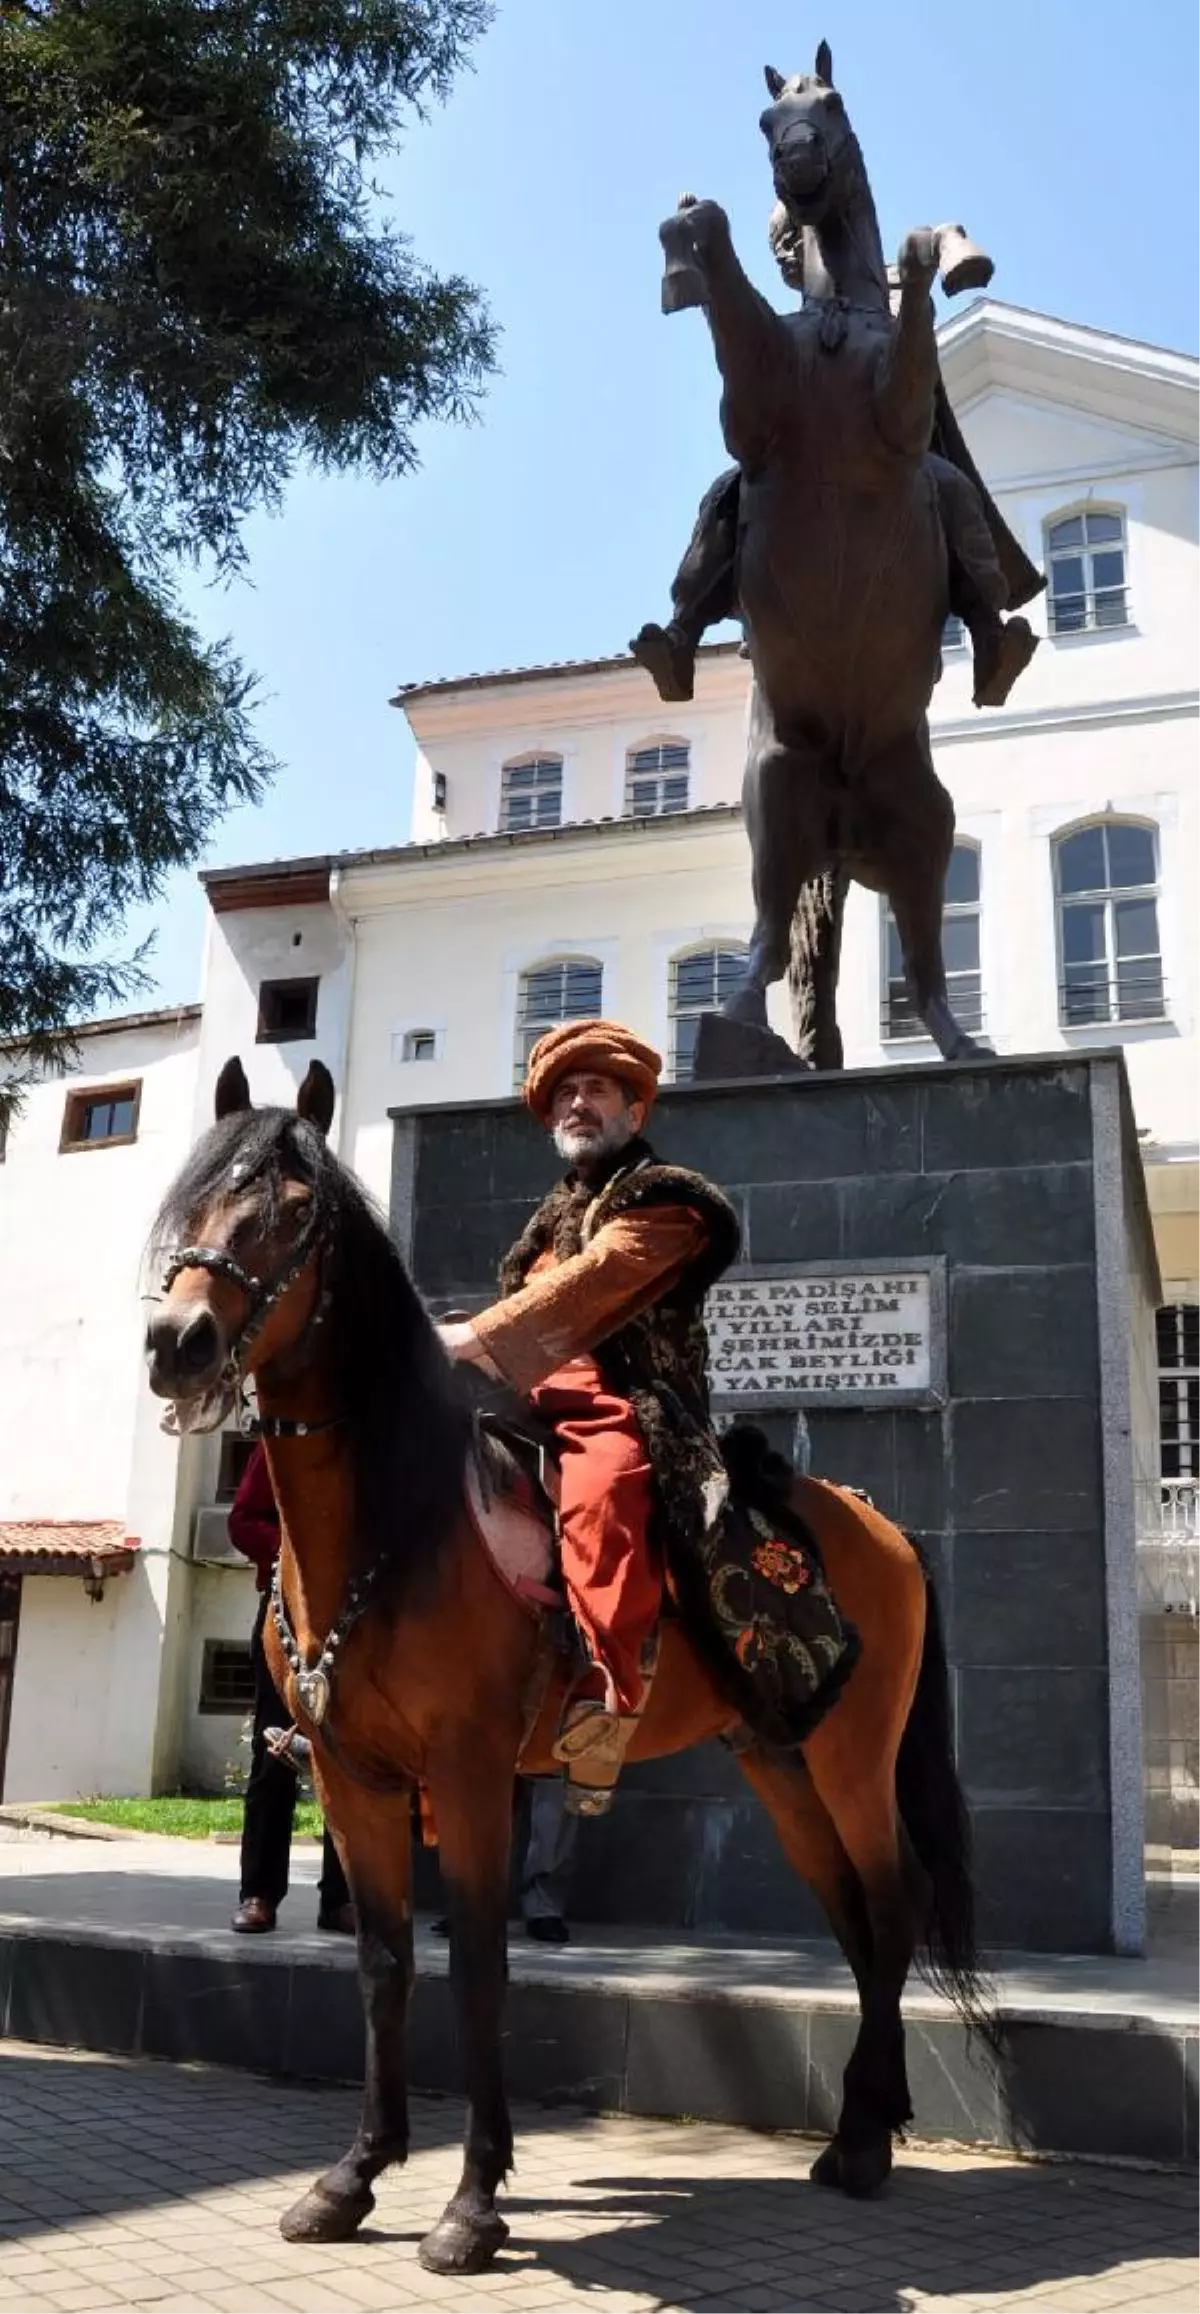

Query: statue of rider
[632,202,1041,713]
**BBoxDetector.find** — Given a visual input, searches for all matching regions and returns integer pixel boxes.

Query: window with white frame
[1054,822,1163,1026]
[514,957,603,1090]
[401,1029,437,1063]
[625,741,690,817]
[669,946,749,1080]
[1157,1305,1199,1482]
[1045,508,1129,635]
[882,843,982,1040]
[499,755,563,833]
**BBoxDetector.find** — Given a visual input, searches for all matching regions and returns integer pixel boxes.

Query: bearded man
[436,1019,740,1798]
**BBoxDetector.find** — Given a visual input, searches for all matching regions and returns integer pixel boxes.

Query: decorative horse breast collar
[269,1553,382,1728]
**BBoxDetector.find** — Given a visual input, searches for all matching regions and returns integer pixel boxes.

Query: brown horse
[145,1061,989,2278]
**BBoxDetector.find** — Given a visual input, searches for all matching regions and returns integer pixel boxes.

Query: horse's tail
[788,865,848,1070]
[897,1557,999,2050]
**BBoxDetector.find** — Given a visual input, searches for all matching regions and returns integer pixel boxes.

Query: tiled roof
[0,1521,140,1576]
[200,800,744,899]
[392,638,743,705]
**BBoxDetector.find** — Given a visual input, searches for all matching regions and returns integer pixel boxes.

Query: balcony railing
[1137,1481,1199,1615]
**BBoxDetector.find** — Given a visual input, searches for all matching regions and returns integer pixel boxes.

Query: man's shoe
[525,1915,570,1946]
[317,1903,356,1935]
[231,1897,276,1934]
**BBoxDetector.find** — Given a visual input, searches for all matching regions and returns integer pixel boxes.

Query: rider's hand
[436,1321,501,1379]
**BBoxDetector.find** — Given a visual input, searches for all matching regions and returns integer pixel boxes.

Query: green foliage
[42,1793,324,1839]
[0,0,494,1098]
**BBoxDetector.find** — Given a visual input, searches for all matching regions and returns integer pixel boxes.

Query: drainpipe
[327,868,358,1163]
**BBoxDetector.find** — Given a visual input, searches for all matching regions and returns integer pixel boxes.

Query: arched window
[1054,821,1163,1026]
[1157,1306,1199,1487]
[499,754,563,834]
[625,740,690,818]
[1045,507,1129,635]
[669,946,749,1080]
[514,956,603,1090]
[882,843,982,1041]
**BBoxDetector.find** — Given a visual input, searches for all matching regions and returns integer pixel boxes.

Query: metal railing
[1137,1481,1199,1615]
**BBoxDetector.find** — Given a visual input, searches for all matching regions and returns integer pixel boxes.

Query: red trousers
[529,1356,659,1714]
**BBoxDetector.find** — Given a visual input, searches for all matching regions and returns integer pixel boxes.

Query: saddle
[459,1373,859,1807]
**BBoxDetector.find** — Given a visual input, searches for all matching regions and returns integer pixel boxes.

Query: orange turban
[523,1018,662,1122]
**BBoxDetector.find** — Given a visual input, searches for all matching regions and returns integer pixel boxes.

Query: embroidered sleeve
[471,1206,709,1394]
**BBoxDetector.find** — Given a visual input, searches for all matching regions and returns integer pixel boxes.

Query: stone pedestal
[391,1052,1160,1956]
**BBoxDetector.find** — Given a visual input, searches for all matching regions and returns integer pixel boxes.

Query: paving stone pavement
[0,2042,1193,2314]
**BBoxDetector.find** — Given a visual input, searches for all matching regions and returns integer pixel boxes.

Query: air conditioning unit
[191,1506,245,1567]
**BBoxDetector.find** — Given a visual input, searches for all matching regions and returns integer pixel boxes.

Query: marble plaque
[707,1262,945,1409]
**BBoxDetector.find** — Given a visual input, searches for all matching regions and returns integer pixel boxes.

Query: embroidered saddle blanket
[463,1419,858,1753]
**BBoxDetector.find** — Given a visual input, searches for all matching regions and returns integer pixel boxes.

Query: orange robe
[471,1207,708,1712]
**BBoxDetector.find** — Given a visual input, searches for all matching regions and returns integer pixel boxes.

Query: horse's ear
[214,1057,252,1121]
[815,39,833,84]
[764,65,786,99]
[296,1060,336,1138]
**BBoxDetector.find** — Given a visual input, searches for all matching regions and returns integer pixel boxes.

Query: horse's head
[760,42,854,226]
[145,1056,338,1432]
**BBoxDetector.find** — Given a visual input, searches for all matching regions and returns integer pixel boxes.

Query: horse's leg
[734,1743,913,2191]
[417,1741,518,2276]
[873,231,939,458]
[735,1743,870,1995]
[866,729,985,1061]
[727,719,824,1029]
[280,1775,414,2243]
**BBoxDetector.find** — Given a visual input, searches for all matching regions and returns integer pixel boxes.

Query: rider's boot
[968,607,1038,709]
[629,617,700,703]
[552,1635,660,1815]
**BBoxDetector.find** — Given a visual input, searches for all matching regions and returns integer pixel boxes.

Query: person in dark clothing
[226,1444,354,1935]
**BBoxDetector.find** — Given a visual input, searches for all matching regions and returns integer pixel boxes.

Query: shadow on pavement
[509,2158,1197,2313]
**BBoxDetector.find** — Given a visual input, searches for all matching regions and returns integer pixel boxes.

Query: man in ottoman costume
[437,1019,740,1799]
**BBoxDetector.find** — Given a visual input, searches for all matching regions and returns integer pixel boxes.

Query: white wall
[0,1016,200,1520]
[177,1560,259,1794]
[405,649,750,849]
[191,903,353,1133]
[5,1569,147,1799]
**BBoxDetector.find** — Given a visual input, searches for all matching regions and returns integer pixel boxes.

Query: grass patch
[40,1795,324,1840]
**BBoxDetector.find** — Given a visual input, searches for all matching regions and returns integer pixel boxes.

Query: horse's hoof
[810,2140,843,2190]
[721,985,769,1030]
[279,2181,375,2243]
[810,2135,893,2198]
[418,2205,509,2275]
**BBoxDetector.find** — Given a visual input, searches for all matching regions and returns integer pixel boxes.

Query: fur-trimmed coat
[488,1140,741,1550]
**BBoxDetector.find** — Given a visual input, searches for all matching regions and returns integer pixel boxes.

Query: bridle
[160,1188,340,1437]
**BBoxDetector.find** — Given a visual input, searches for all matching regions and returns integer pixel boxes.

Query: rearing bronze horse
[649,49,1037,1066]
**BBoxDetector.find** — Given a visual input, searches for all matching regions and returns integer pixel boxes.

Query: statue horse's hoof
[629,622,695,705]
[279,2180,375,2242]
[418,2203,509,2274]
[720,984,770,1031]
[810,2134,893,2198]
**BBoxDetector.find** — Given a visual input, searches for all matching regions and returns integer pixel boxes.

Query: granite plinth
[391,1053,1160,1957]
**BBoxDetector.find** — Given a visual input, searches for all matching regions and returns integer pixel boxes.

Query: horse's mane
[152,1108,473,1603]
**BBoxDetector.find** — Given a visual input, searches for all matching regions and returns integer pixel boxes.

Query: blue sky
[120,0,1198,1009]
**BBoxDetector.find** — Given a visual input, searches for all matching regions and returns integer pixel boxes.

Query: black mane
[152,1107,473,1601]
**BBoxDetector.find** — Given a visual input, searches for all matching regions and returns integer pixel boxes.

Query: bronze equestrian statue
[632,45,1044,1068]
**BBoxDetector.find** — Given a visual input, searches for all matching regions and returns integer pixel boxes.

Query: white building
[1,300,1196,1819]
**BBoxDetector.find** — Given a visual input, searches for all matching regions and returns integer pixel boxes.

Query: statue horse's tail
[896,1556,1000,2049]
[788,866,849,1070]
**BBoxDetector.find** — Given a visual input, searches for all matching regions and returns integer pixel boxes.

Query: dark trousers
[239,1595,350,1912]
